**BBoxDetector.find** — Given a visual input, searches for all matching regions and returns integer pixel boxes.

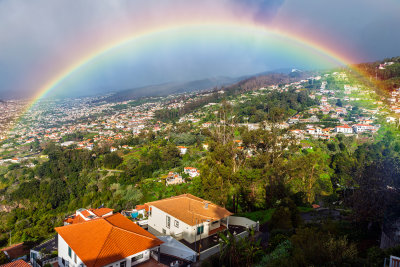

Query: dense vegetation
[1,65,400,266]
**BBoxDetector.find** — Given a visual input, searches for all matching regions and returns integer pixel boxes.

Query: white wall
[58,234,84,267]
[148,206,210,243]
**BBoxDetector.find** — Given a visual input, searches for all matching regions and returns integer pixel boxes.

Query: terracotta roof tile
[90,208,113,217]
[146,194,232,226]
[1,243,29,260]
[55,213,163,267]
[80,210,91,218]
[0,259,30,267]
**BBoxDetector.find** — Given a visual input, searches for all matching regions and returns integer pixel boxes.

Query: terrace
[179,224,247,253]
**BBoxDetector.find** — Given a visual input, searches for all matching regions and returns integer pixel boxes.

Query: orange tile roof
[136,205,149,212]
[80,210,91,218]
[64,215,86,225]
[145,194,232,226]
[0,259,30,267]
[55,213,163,267]
[90,208,113,217]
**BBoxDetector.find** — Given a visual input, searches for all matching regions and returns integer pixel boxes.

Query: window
[174,220,179,228]
[166,216,171,229]
[120,261,126,267]
[197,225,204,235]
[149,207,152,217]
[162,229,166,234]
[68,246,72,258]
[131,254,143,263]
[74,253,77,263]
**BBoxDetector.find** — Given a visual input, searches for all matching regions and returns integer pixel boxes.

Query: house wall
[148,206,210,243]
[58,234,84,267]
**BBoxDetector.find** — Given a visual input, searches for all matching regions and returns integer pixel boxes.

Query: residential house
[184,167,200,178]
[352,124,378,133]
[1,243,29,262]
[335,124,353,134]
[146,194,232,244]
[177,146,187,155]
[56,213,164,267]
[165,172,184,186]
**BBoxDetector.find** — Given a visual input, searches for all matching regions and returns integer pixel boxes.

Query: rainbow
[12,19,379,130]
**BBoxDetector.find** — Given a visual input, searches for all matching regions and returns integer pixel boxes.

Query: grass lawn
[237,209,275,224]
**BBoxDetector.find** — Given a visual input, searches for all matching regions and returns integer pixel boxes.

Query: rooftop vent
[204,202,209,209]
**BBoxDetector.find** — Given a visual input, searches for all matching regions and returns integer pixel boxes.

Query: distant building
[166,172,184,186]
[335,124,353,134]
[184,167,200,178]
[352,124,378,133]
[177,146,187,155]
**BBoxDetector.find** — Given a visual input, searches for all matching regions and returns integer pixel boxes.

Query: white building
[146,194,232,244]
[335,124,353,134]
[56,213,163,267]
[165,172,184,186]
[184,167,200,178]
[352,124,378,133]
[177,146,187,155]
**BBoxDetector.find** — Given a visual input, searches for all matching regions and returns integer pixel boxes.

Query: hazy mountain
[100,76,242,102]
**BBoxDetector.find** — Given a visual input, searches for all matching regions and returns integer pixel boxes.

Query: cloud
[0,0,399,98]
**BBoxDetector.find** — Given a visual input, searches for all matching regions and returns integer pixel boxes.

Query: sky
[0,0,399,99]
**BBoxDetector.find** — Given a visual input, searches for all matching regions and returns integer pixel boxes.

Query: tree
[103,153,123,169]
[287,150,333,203]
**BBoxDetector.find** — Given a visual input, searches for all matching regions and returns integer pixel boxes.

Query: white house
[184,167,200,178]
[335,124,353,134]
[177,146,187,155]
[56,213,163,267]
[352,124,378,133]
[165,172,184,186]
[146,194,232,244]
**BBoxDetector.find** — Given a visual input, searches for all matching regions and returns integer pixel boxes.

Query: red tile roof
[0,259,30,267]
[1,243,29,260]
[55,213,163,267]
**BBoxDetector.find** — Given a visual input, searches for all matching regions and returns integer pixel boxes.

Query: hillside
[356,56,400,92]
[99,76,242,102]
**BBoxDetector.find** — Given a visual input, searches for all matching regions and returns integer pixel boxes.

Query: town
[0,64,400,266]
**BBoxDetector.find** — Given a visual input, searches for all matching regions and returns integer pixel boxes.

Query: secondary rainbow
[17,20,373,121]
